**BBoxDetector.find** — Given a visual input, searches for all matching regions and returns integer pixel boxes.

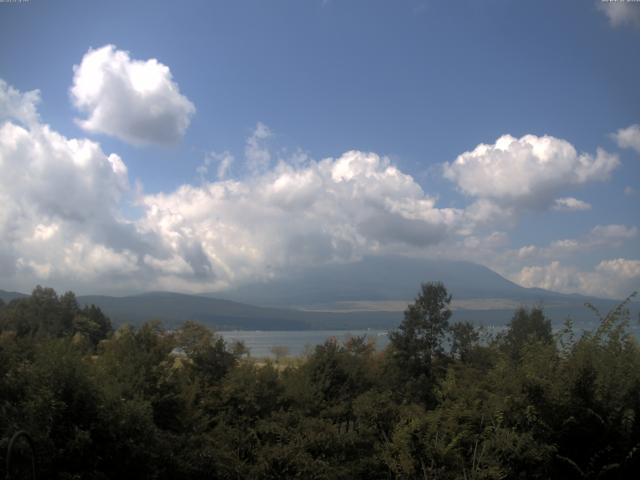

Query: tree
[449,321,479,363]
[175,320,237,383]
[502,306,553,361]
[388,282,452,404]
[72,304,113,347]
[230,339,250,358]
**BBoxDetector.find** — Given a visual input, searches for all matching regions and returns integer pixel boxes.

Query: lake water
[220,325,640,358]
[219,329,391,358]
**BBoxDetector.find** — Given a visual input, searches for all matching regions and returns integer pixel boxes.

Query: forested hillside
[1,285,639,479]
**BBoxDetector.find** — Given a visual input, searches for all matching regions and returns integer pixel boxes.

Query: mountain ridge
[207,256,610,307]
[1,257,634,330]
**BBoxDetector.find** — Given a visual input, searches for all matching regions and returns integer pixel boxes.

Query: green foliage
[450,320,480,362]
[388,281,452,405]
[501,306,553,361]
[1,285,639,479]
[391,281,452,358]
[0,286,112,347]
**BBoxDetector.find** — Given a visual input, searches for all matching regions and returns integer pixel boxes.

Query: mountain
[208,256,632,327]
[3,257,635,330]
[2,287,399,330]
[0,289,28,303]
[77,292,308,330]
[210,256,581,306]
[76,292,400,330]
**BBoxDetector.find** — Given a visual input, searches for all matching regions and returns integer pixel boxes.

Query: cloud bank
[0,76,636,299]
[139,150,463,290]
[0,80,143,291]
[71,45,195,146]
[2,79,466,293]
[513,224,637,261]
[516,258,640,299]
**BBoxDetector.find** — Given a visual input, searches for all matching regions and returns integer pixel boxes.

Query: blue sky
[0,0,638,298]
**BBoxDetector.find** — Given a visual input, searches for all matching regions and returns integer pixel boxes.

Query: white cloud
[0,121,128,224]
[453,231,511,261]
[216,153,233,179]
[624,186,637,196]
[516,258,640,299]
[457,199,516,233]
[61,241,139,278]
[544,225,636,256]
[552,197,592,212]
[70,45,195,146]
[517,261,580,294]
[589,224,638,242]
[510,224,637,260]
[245,122,272,173]
[614,123,640,153]
[430,222,639,299]
[443,134,619,209]
[596,258,640,279]
[598,2,640,28]
[1,81,468,293]
[2,78,637,299]
[0,79,40,126]
[504,225,638,298]
[0,79,152,293]
[197,150,234,181]
[139,150,463,289]
[413,219,639,298]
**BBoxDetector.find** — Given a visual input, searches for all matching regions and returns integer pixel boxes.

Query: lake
[219,329,391,358]
[220,324,640,358]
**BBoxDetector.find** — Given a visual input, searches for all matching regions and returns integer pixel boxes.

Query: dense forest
[1,284,639,479]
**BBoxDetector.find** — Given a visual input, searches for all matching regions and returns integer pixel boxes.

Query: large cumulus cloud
[70,45,195,146]
[0,80,151,292]
[443,134,619,210]
[0,79,40,125]
[1,80,466,293]
[139,150,463,290]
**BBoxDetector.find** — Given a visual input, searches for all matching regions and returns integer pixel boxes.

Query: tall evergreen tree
[388,281,452,404]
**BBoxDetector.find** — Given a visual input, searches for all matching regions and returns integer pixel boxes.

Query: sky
[0,0,638,299]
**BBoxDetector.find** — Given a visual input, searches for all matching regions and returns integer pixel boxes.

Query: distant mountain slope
[3,256,635,331]
[209,255,595,307]
[207,256,633,327]
[76,292,401,330]
[77,292,308,330]
[72,291,630,331]
[0,289,28,303]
